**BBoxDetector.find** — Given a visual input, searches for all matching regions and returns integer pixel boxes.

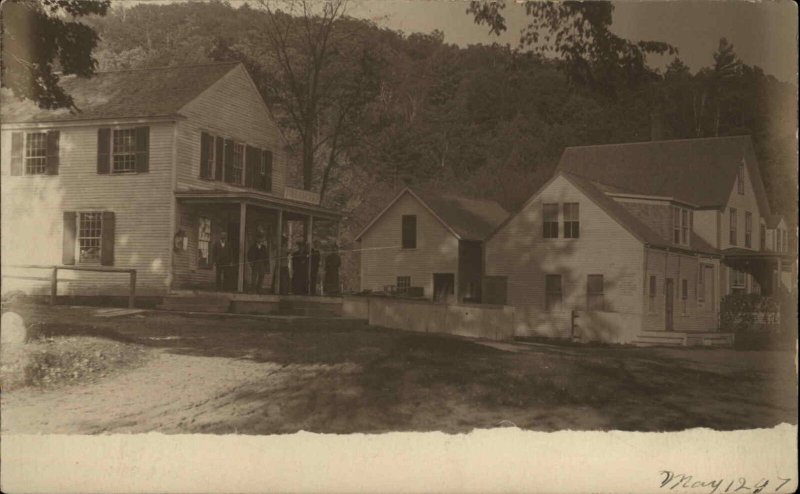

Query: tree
[467,1,676,95]
[250,0,383,195]
[1,0,110,109]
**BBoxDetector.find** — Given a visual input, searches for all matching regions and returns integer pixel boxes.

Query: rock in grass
[1,312,27,345]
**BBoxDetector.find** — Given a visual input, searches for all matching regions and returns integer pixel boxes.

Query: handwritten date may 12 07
[659,471,794,494]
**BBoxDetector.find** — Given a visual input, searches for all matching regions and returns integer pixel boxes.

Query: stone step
[157,297,230,313]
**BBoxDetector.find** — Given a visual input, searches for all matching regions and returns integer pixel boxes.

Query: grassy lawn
[2,303,796,434]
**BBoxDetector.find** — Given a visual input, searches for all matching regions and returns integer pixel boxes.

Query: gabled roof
[556,136,771,216]
[355,188,509,242]
[1,62,241,123]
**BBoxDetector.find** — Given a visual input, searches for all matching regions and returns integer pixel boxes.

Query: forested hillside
[86,1,796,288]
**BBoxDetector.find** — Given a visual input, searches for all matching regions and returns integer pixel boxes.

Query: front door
[433,273,455,303]
[665,278,674,331]
[227,221,240,291]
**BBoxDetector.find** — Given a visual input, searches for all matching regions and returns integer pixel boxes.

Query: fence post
[129,270,137,308]
[50,267,58,305]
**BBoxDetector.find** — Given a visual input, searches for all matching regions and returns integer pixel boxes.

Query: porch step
[632,331,734,348]
[157,296,231,313]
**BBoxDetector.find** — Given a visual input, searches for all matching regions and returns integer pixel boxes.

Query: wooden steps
[157,295,231,313]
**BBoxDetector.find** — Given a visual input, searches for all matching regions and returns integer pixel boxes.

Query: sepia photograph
[0,0,797,492]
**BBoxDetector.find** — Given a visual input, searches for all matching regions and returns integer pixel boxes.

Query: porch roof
[722,248,793,262]
[174,190,342,221]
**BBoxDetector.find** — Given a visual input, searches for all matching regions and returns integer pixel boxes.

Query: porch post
[776,257,782,293]
[305,215,314,293]
[274,209,283,294]
[237,201,247,293]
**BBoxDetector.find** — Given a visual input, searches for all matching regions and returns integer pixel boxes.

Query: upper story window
[202,132,272,192]
[112,129,137,173]
[231,143,245,185]
[671,206,692,246]
[737,162,745,195]
[10,130,60,176]
[729,208,737,246]
[543,203,559,238]
[760,224,766,251]
[744,212,752,248]
[25,132,48,175]
[783,230,789,253]
[97,127,148,174]
[401,215,417,249]
[563,203,580,238]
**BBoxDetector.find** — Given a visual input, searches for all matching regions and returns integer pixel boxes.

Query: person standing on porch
[248,235,270,294]
[212,232,231,291]
[323,243,341,296]
[292,241,309,295]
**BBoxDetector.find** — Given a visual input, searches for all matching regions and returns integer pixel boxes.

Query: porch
[722,248,794,296]
[173,189,342,296]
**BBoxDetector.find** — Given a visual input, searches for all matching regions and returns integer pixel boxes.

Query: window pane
[79,212,103,262]
[397,276,410,294]
[25,132,47,174]
[112,129,137,172]
[402,215,416,248]
[543,204,558,222]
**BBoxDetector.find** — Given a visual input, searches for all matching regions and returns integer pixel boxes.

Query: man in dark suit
[309,244,321,295]
[212,231,231,291]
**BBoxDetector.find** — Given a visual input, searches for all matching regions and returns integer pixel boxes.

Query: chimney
[650,109,664,141]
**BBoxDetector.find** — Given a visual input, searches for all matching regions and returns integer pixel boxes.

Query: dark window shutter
[46,130,60,175]
[135,126,149,173]
[214,136,224,180]
[62,211,76,265]
[100,211,115,266]
[262,149,273,192]
[10,132,24,176]
[200,132,211,179]
[245,145,259,188]
[224,139,234,184]
[97,128,111,174]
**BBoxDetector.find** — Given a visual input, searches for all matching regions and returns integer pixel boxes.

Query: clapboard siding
[175,65,287,197]
[1,123,175,295]
[486,174,644,339]
[360,192,459,299]
[642,249,719,332]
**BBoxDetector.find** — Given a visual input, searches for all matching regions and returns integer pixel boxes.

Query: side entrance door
[433,273,455,303]
[664,278,674,331]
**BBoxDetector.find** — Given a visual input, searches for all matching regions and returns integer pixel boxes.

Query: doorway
[433,273,455,303]
[665,278,674,331]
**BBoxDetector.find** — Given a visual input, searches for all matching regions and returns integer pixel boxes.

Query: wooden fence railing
[1,264,137,308]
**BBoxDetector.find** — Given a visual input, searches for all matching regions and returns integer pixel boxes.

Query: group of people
[211,231,340,295]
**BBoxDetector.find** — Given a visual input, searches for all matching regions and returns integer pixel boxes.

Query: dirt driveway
[2,304,797,434]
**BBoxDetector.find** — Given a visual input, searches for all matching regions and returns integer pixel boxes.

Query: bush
[722,292,797,350]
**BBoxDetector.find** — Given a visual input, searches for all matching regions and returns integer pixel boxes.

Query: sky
[345,0,798,82]
[127,0,798,82]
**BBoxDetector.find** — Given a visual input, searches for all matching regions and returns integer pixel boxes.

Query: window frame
[111,128,138,174]
[681,278,688,314]
[729,208,737,246]
[24,131,48,175]
[542,203,559,239]
[396,276,411,294]
[760,224,766,251]
[672,207,681,244]
[586,274,604,311]
[544,274,562,310]
[737,162,745,195]
[231,142,246,185]
[648,275,657,313]
[730,267,746,291]
[744,211,752,248]
[563,203,580,239]
[77,211,104,264]
[401,215,417,249]
[203,133,216,180]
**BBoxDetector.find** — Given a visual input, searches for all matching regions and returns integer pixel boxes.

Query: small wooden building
[1,62,340,298]
[356,188,508,303]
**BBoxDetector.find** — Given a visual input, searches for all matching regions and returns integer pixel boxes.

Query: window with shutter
[97,128,111,174]
[729,208,737,245]
[10,132,24,176]
[24,132,48,174]
[101,211,115,266]
[62,212,77,265]
[134,126,149,173]
[401,215,417,249]
[78,212,103,262]
[214,136,224,180]
[46,130,60,175]
[224,139,235,183]
[261,150,273,192]
[112,129,137,173]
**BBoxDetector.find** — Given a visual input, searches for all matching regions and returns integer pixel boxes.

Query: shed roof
[355,188,509,242]
[556,136,771,215]
[1,62,241,123]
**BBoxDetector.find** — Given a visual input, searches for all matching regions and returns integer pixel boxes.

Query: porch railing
[284,186,320,205]
[1,264,137,308]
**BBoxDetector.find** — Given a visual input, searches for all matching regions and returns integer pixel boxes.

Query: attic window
[543,203,558,239]
[737,162,745,195]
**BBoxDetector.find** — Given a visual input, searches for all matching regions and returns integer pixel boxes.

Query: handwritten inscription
[659,471,793,494]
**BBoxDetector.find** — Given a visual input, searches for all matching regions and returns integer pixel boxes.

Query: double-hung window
[744,212,752,248]
[396,276,411,294]
[231,143,245,185]
[545,274,562,310]
[737,163,745,194]
[681,209,689,244]
[681,279,688,314]
[401,215,417,249]
[672,207,681,244]
[729,208,737,246]
[112,129,137,173]
[25,132,48,175]
[563,203,580,238]
[586,274,604,310]
[543,203,559,238]
[78,212,103,263]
